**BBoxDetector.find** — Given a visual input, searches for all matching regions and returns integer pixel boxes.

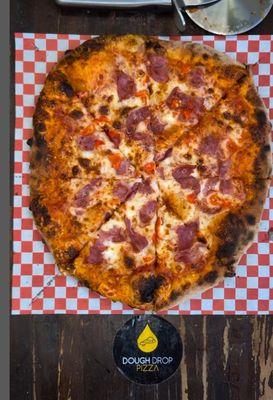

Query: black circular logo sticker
[113,315,182,385]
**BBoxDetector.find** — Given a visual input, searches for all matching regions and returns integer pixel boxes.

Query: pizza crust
[246,80,272,180]
[182,41,245,67]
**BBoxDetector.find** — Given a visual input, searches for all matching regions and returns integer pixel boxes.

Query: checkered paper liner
[12,33,273,315]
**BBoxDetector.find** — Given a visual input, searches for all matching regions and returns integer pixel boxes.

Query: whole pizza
[29,35,272,311]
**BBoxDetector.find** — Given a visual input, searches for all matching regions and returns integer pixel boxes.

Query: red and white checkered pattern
[12,33,273,315]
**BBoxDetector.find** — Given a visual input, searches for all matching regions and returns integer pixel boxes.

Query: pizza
[29,35,272,311]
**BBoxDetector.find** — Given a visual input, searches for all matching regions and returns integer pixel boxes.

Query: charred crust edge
[215,213,245,266]
[138,275,165,303]
[29,197,51,227]
[198,270,218,285]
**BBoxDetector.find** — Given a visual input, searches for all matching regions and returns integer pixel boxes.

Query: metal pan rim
[185,1,273,36]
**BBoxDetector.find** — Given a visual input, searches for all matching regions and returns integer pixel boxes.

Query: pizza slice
[31,87,138,181]
[29,174,141,272]
[157,75,272,184]
[55,35,156,178]
[154,176,270,310]
[145,40,248,160]
[72,178,160,309]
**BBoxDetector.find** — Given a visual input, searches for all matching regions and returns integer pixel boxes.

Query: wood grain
[11,316,273,400]
[11,0,273,36]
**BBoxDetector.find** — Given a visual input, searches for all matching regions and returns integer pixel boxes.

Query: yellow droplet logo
[137,324,158,353]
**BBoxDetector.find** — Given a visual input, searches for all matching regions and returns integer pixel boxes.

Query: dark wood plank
[180,317,206,400]
[11,0,273,36]
[11,316,273,400]
[206,317,230,400]
[225,317,256,400]
[11,317,34,400]
[32,317,60,400]
[252,316,273,399]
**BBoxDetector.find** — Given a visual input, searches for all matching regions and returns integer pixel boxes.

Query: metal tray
[186,0,273,35]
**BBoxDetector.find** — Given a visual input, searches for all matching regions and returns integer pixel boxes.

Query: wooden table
[10,1,273,399]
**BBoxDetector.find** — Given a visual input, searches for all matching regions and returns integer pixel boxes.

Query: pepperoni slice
[157,167,165,179]
[132,131,154,148]
[74,178,102,208]
[126,107,151,135]
[180,176,200,194]
[139,200,157,224]
[146,54,169,83]
[166,87,204,116]
[164,147,173,159]
[155,147,173,163]
[149,116,165,134]
[219,179,233,195]
[199,136,220,156]
[219,159,232,178]
[99,227,126,243]
[175,243,206,265]
[202,177,219,196]
[137,178,154,194]
[125,218,148,252]
[87,240,105,265]
[116,71,136,101]
[77,135,103,151]
[188,67,205,88]
[113,182,132,202]
[220,179,245,200]
[172,167,200,194]
[176,221,198,251]
[172,165,195,181]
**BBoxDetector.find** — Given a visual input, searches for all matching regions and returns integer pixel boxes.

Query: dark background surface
[10,0,273,35]
[10,1,273,399]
